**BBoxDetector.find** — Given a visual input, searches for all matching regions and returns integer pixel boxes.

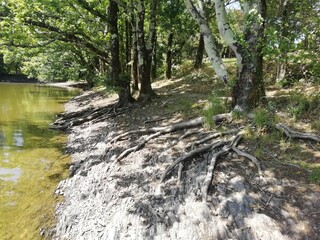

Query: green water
[0,83,78,239]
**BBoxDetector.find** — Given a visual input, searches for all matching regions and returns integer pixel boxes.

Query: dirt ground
[51,73,320,240]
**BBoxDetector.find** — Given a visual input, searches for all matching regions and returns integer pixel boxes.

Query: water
[0,83,79,239]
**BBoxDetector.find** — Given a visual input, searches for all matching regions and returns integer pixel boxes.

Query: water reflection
[13,130,24,147]
[0,83,79,239]
[0,167,22,182]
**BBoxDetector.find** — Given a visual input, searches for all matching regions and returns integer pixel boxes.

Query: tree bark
[229,0,266,111]
[194,33,204,69]
[130,0,139,91]
[166,32,174,79]
[108,1,134,106]
[125,10,132,76]
[184,0,228,83]
[136,0,156,100]
[151,35,157,79]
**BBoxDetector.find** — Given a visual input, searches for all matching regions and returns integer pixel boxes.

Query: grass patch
[253,108,275,128]
[203,93,229,128]
[288,92,320,120]
[310,167,320,183]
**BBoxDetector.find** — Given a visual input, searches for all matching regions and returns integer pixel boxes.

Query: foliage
[203,92,229,128]
[253,107,274,128]
[264,0,320,84]
[288,93,320,120]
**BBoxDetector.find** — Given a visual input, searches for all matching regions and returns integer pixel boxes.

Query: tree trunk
[151,35,157,79]
[136,0,156,100]
[185,0,266,112]
[184,0,229,83]
[276,2,290,83]
[125,12,132,76]
[130,0,139,91]
[108,1,134,106]
[231,0,266,111]
[166,32,174,79]
[194,33,204,69]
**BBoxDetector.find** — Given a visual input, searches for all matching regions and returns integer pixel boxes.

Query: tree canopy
[0,0,319,108]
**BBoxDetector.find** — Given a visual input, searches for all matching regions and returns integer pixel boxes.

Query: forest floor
[51,65,320,240]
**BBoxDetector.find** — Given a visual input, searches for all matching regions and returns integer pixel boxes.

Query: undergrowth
[288,92,320,120]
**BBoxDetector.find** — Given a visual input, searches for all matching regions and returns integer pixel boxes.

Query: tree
[194,33,204,69]
[107,1,134,106]
[185,0,266,112]
[265,0,320,84]
[136,0,157,100]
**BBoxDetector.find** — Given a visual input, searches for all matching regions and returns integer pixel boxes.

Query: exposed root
[111,113,232,143]
[115,131,162,162]
[51,103,126,130]
[160,141,226,183]
[275,123,320,142]
[108,112,265,201]
[186,129,239,149]
[232,146,262,173]
[202,134,242,201]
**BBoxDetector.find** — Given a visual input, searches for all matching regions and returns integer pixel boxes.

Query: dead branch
[275,123,320,142]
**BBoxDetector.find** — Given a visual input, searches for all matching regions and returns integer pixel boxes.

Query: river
[0,83,78,239]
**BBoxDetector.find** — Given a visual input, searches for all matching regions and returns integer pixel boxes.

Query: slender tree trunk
[184,0,229,83]
[131,31,139,91]
[151,35,157,79]
[276,2,290,83]
[194,33,204,69]
[130,0,139,91]
[136,0,156,100]
[125,12,132,76]
[166,32,174,79]
[108,1,134,106]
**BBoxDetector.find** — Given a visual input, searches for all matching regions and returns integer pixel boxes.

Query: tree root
[160,140,227,183]
[51,103,127,130]
[202,134,241,201]
[108,112,265,201]
[110,112,232,143]
[275,123,320,142]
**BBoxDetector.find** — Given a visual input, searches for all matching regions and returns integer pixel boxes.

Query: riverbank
[0,74,89,90]
[0,74,38,83]
[51,77,320,239]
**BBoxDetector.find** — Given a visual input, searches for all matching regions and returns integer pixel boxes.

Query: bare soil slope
[52,73,320,240]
